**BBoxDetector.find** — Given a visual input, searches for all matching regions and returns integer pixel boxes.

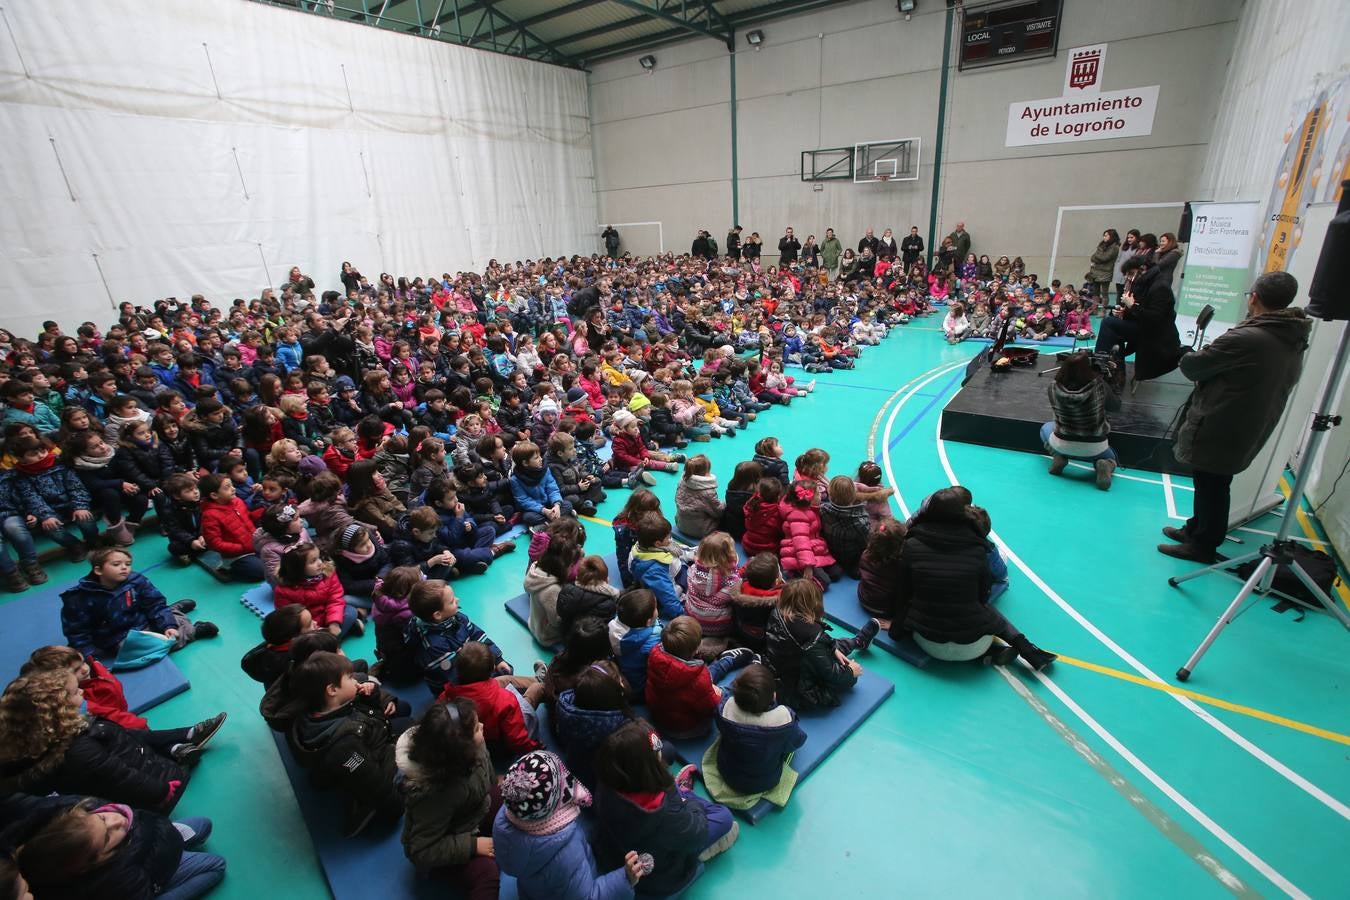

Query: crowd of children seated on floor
[0,233,1059,899]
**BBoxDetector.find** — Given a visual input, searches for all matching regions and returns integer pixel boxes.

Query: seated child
[766,578,875,711]
[778,480,839,585]
[370,565,423,683]
[437,641,545,759]
[395,700,500,890]
[508,440,572,528]
[286,651,405,837]
[390,506,467,580]
[552,660,634,789]
[673,454,724,540]
[942,302,971,343]
[628,514,685,622]
[454,463,508,529]
[333,523,391,598]
[646,617,754,739]
[709,663,807,801]
[720,460,762,541]
[12,436,99,561]
[321,426,358,481]
[424,478,512,573]
[545,432,605,517]
[731,553,783,653]
[20,644,150,731]
[556,555,621,635]
[158,473,208,565]
[612,489,661,589]
[240,603,316,688]
[854,461,896,528]
[541,617,614,702]
[273,541,364,639]
[296,471,357,556]
[59,546,219,669]
[403,578,512,696]
[857,517,907,620]
[608,588,661,698]
[741,477,785,558]
[1064,300,1094,339]
[199,473,267,581]
[684,531,741,656]
[819,476,870,578]
[253,502,311,586]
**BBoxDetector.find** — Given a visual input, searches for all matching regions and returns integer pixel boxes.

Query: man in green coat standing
[821,227,843,277]
[1161,271,1310,563]
[947,222,971,266]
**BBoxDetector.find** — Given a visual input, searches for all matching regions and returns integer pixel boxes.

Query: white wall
[0,0,597,338]
[588,0,1240,277]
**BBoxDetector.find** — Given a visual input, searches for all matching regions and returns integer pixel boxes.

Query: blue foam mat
[0,573,190,713]
[241,583,276,618]
[663,669,895,823]
[503,593,564,654]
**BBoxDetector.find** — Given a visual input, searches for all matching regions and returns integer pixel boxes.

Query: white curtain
[0,0,597,337]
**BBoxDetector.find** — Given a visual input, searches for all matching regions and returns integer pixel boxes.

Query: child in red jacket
[609,412,680,480]
[645,616,753,739]
[21,644,147,730]
[740,477,785,558]
[437,641,544,758]
[274,541,364,639]
[199,473,267,581]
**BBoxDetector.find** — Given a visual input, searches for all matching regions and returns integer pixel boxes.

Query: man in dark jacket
[777,228,800,265]
[602,225,620,258]
[857,228,880,257]
[1161,272,1310,563]
[901,226,924,268]
[726,225,742,260]
[947,221,971,263]
[691,231,711,259]
[1096,256,1181,380]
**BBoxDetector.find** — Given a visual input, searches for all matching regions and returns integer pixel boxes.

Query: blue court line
[887,372,962,449]
[814,379,941,397]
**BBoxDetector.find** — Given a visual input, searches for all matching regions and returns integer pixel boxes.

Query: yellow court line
[578,514,613,527]
[1277,475,1350,610]
[1054,653,1350,746]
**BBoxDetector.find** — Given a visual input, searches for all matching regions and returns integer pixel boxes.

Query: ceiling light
[638,55,656,71]
[746,30,764,47]
[898,0,916,12]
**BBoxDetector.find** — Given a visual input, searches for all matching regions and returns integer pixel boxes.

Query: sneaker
[697,819,739,862]
[669,453,687,464]
[1161,525,1187,543]
[491,541,517,557]
[692,434,711,442]
[1094,458,1116,490]
[193,621,220,639]
[174,554,192,567]
[640,471,658,486]
[186,712,228,749]
[3,571,28,593]
[20,562,47,585]
[855,618,881,651]
[350,617,367,637]
[717,647,753,666]
[1048,454,1068,476]
[173,817,213,848]
[674,764,698,792]
[725,427,738,438]
[625,470,642,489]
[171,743,205,766]
[805,379,817,392]
[533,660,548,680]
[173,598,198,614]
[528,523,546,535]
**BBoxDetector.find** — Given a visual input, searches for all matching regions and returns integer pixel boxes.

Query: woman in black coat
[895,488,1055,669]
[1095,256,1181,380]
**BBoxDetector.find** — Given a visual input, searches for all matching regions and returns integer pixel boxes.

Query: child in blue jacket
[627,514,684,622]
[423,479,510,572]
[710,663,806,802]
[0,469,45,591]
[509,440,572,528]
[12,437,99,561]
[607,588,662,698]
[60,545,219,667]
[402,579,517,697]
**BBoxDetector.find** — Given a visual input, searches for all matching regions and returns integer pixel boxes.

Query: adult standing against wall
[1152,232,1182,290]
[857,228,880,257]
[901,226,924,269]
[1161,272,1309,564]
[801,234,821,269]
[602,225,620,259]
[726,226,742,261]
[743,232,762,272]
[1112,229,1141,308]
[1086,229,1120,305]
[821,228,843,277]
[878,229,898,261]
[778,228,800,266]
[691,230,711,260]
[947,222,971,266]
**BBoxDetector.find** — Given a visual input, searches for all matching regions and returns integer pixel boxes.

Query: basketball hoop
[876,174,891,184]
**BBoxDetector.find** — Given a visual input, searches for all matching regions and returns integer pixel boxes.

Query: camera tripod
[1168,321,1350,681]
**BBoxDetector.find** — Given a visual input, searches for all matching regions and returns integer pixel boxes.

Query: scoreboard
[958,0,1063,70]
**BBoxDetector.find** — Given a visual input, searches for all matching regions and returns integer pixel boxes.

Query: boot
[105,520,135,546]
[20,561,47,585]
[4,570,28,593]
[124,521,142,540]
[1048,454,1068,476]
[979,641,1018,667]
[692,434,711,442]
[639,471,658,486]
[1009,634,1056,671]
[1094,458,1116,491]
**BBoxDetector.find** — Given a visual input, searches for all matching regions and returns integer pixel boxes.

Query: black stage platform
[940,353,1194,474]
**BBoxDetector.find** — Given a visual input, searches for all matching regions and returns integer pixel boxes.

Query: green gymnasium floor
[11,323,1349,899]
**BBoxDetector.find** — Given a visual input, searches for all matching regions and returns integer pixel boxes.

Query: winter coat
[404,611,503,692]
[714,694,806,795]
[494,809,634,900]
[111,440,177,490]
[595,785,707,898]
[321,445,354,481]
[274,571,347,629]
[673,474,723,539]
[158,496,202,557]
[252,526,310,585]
[552,689,632,789]
[765,609,856,710]
[510,465,563,515]
[184,415,239,472]
[899,520,1001,644]
[240,640,290,688]
[610,430,648,470]
[16,463,92,519]
[60,571,175,663]
[557,581,621,634]
[730,582,778,651]
[546,452,590,503]
[297,497,357,555]
[373,448,413,502]
[645,643,719,738]
[335,538,390,596]
[613,623,661,696]
[683,563,738,640]
[80,656,148,730]
[720,488,753,541]
[1088,241,1120,283]
[819,500,870,572]
[821,236,843,269]
[351,491,406,541]
[741,496,784,557]
[439,677,541,757]
[408,462,448,505]
[397,730,495,872]
[629,548,683,621]
[201,495,256,556]
[1175,308,1311,475]
[857,548,901,618]
[0,718,188,812]
[287,696,401,823]
[777,502,835,573]
[524,562,566,647]
[1121,265,1182,380]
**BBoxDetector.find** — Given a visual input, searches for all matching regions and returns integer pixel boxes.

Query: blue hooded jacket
[713,694,807,795]
[628,548,683,621]
[510,464,563,515]
[60,571,176,663]
[553,689,632,789]
[492,810,633,900]
[16,462,92,519]
[403,611,503,695]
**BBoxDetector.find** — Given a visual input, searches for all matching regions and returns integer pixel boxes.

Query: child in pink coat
[778,480,838,587]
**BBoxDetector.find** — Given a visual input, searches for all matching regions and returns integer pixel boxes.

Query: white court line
[929,416,1350,825]
[876,368,1312,896]
[1163,472,1180,520]
[1067,461,1195,490]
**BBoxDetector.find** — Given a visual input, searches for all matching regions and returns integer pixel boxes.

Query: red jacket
[201,496,255,556]
[81,657,147,730]
[274,571,347,628]
[610,430,648,470]
[438,678,540,757]
[645,643,719,737]
[322,445,354,481]
[778,501,835,573]
[741,496,784,557]
[578,375,605,410]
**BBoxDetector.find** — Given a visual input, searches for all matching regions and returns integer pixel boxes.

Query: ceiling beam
[605,0,732,49]
[579,24,691,63]
[516,0,609,30]
[477,1,580,66]
[551,12,654,48]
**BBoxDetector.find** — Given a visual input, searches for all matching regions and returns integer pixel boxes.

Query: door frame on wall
[594,221,665,254]
[1047,201,1183,283]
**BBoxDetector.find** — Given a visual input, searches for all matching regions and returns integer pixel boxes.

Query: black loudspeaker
[1307,181,1350,322]
[1177,201,1194,243]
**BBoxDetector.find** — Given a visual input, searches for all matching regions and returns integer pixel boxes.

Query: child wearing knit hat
[493,750,648,899]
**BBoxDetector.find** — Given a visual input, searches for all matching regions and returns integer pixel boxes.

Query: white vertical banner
[1174,200,1261,346]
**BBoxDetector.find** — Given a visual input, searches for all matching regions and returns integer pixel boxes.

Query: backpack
[1235,545,1341,613]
